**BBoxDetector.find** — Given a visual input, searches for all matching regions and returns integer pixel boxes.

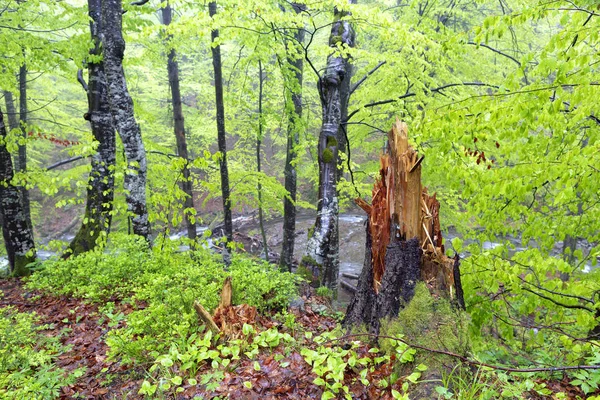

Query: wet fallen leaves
[0,279,593,399]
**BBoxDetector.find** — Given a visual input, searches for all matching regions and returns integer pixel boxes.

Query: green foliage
[0,307,84,399]
[26,233,300,364]
[380,283,470,362]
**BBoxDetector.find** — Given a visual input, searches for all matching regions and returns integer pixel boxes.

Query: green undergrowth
[0,306,85,399]
[25,234,301,364]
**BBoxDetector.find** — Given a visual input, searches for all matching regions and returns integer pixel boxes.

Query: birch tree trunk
[101,0,150,240]
[67,0,116,256]
[0,108,36,276]
[209,1,233,244]
[161,2,197,243]
[279,2,305,272]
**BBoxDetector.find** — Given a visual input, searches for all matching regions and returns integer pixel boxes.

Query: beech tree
[101,0,150,240]
[304,5,355,291]
[0,108,36,276]
[279,2,305,271]
[161,1,197,243]
[209,0,233,244]
[67,0,116,256]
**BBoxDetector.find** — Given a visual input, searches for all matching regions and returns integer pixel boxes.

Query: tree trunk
[303,6,355,292]
[0,108,36,276]
[279,2,305,272]
[209,1,233,245]
[344,120,464,333]
[18,64,33,233]
[101,0,150,240]
[161,2,197,243]
[337,0,356,175]
[256,60,268,260]
[67,0,116,256]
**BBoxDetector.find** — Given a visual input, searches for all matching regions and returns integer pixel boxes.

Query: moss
[307,225,315,239]
[322,148,334,163]
[300,255,318,268]
[12,254,35,277]
[295,265,313,282]
[326,135,338,148]
[329,35,342,45]
[379,283,471,369]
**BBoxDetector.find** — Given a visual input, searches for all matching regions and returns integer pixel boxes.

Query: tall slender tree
[209,1,233,244]
[17,63,33,233]
[67,0,116,256]
[304,5,355,291]
[161,2,197,243]
[256,59,268,260]
[101,0,150,240]
[279,2,305,271]
[0,107,36,276]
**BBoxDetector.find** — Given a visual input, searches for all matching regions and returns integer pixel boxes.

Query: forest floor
[0,278,590,399]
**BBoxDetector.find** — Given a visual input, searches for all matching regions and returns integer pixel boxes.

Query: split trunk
[344,120,464,333]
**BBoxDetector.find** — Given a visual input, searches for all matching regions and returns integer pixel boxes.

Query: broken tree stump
[194,276,257,338]
[344,119,464,333]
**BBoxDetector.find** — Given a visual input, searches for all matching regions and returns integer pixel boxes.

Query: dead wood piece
[220,276,232,308]
[194,301,220,334]
[340,279,357,293]
[342,272,359,280]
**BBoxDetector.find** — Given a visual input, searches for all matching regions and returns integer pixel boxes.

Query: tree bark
[337,0,356,175]
[0,108,36,276]
[67,0,116,256]
[303,6,355,292]
[279,2,305,272]
[161,3,197,243]
[18,64,33,234]
[344,120,464,333]
[256,60,268,260]
[101,0,150,240]
[209,1,233,244]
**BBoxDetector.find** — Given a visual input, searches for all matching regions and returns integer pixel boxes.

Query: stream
[1,212,596,302]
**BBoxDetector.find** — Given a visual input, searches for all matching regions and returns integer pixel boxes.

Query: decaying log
[344,119,464,333]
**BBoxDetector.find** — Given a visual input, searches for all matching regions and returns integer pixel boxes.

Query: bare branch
[46,156,85,171]
[130,0,150,5]
[350,61,386,95]
[346,82,498,122]
[467,42,521,67]
[77,70,88,92]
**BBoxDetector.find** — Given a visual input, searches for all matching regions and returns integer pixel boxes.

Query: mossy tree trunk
[303,5,355,292]
[67,0,117,257]
[0,108,36,276]
[344,120,464,333]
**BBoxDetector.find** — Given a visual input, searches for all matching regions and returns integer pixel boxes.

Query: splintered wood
[194,277,257,339]
[354,119,455,297]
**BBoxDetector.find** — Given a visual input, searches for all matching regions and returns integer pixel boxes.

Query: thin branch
[350,61,386,95]
[467,42,521,67]
[130,0,150,5]
[77,70,88,92]
[328,333,600,373]
[346,82,498,121]
[518,276,594,304]
[46,156,85,171]
[522,287,595,312]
